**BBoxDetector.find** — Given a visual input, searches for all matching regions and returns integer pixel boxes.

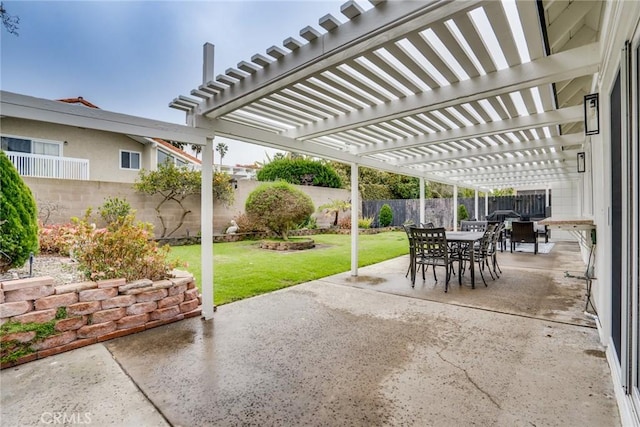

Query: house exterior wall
[1,117,154,183]
[589,1,640,424]
[24,177,350,237]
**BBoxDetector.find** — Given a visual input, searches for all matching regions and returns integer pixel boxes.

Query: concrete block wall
[24,177,351,238]
[0,272,201,369]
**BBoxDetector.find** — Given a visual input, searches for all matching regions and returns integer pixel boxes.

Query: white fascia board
[1,91,213,145]
[287,42,600,139]
[199,0,482,118]
[356,105,583,156]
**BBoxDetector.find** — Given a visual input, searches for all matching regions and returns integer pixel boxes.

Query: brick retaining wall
[0,272,201,369]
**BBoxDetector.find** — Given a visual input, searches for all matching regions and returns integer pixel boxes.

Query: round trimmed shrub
[245,181,314,240]
[0,152,39,273]
[378,204,393,227]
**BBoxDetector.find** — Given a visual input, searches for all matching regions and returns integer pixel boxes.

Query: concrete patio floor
[1,241,621,426]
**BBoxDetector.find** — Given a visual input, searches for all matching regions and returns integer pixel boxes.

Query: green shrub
[72,213,178,281]
[257,158,343,188]
[245,181,314,240]
[378,204,393,227]
[458,204,469,222]
[297,216,317,230]
[358,217,374,229]
[0,152,39,273]
[39,223,78,256]
[98,196,132,226]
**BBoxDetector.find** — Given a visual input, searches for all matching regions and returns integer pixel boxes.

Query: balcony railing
[4,151,90,180]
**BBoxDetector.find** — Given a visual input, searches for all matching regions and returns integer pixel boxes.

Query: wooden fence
[362,195,550,228]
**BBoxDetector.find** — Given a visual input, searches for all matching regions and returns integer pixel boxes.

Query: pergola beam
[354,105,583,156]
[197,116,457,185]
[394,132,584,166]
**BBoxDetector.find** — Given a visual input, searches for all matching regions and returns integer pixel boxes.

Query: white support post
[545,187,550,215]
[351,163,359,276]
[485,192,489,217]
[453,185,458,231]
[474,189,479,220]
[419,177,425,224]
[200,136,215,320]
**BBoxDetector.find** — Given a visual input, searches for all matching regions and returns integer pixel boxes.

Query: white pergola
[1,1,606,320]
[168,0,603,318]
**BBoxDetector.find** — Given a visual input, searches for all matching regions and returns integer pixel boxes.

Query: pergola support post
[419,177,425,224]
[350,163,359,276]
[485,192,489,218]
[200,136,215,319]
[453,185,458,231]
[545,187,550,216]
[474,189,479,220]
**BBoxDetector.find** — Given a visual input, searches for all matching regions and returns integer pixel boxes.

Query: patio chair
[459,223,496,286]
[409,227,455,292]
[487,222,503,278]
[488,220,507,252]
[460,220,487,232]
[510,221,538,254]
[402,222,418,278]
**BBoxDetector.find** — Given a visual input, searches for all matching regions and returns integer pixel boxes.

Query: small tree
[378,204,393,227]
[134,162,234,238]
[0,152,38,272]
[245,181,314,240]
[317,199,350,227]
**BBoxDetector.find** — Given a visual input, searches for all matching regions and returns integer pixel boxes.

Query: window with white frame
[1,135,61,156]
[157,149,189,167]
[120,150,141,170]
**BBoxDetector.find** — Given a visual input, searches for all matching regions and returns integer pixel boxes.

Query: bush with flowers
[38,222,78,256]
[71,210,179,282]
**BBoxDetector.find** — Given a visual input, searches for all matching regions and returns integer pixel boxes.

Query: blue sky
[1,0,357,165]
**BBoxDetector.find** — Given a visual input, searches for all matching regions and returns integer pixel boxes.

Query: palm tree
[216,142,228,167]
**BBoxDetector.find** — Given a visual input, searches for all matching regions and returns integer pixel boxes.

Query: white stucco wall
[1,117,154,183]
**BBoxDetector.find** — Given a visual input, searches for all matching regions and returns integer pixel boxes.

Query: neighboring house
[0,97,201,183]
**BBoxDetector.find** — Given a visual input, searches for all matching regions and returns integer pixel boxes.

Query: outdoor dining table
[446,231,485,289]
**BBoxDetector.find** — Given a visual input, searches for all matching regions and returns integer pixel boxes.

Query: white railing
[214,164,257,179]
[4,151,90,180]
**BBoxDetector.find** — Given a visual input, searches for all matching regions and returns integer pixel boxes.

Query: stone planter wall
[0,272,201,369]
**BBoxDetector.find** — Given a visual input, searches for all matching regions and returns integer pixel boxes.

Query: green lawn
[169,231,409,305]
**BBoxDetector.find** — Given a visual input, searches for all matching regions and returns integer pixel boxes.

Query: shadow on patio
[1,241,620,426]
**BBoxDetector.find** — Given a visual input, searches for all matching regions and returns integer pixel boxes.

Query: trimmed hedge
[0,152,39,272]
[257,158,343,188]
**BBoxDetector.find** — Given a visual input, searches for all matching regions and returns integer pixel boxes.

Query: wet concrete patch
[106,290,438,426]
[585,349,607,358]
